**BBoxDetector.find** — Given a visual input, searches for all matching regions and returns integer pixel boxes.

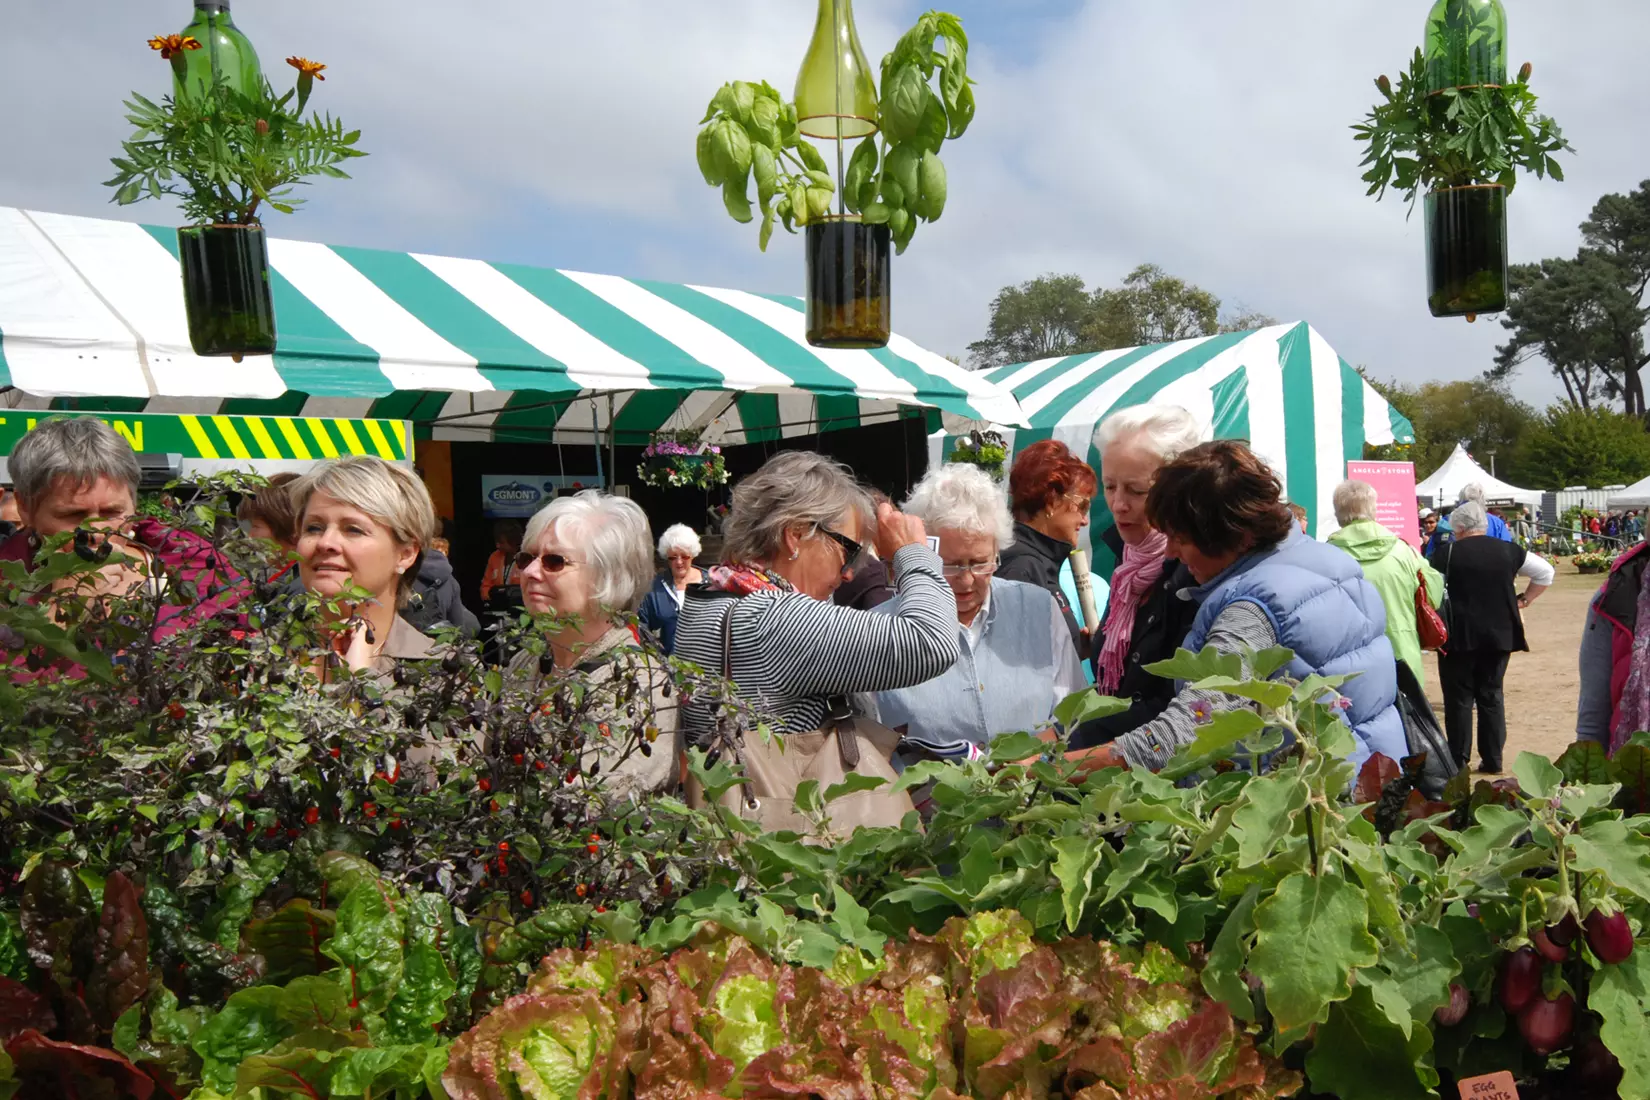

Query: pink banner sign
[1346,460,1420,548]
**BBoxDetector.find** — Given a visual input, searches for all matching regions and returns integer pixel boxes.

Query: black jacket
[403,550,480,637]
[1070,525,1199,748]
[998,521,1082,653]
[1429,537,1527,654]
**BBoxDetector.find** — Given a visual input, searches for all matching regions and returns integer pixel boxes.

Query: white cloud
[2,0,1645,411]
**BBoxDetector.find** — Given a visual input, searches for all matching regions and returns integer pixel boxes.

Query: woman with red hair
[998,439,1098,658]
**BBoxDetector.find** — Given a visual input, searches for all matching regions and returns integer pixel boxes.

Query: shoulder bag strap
[719,598,736,679]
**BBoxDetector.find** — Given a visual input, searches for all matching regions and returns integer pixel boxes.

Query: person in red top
[1591,515,1603,535]
[480,519,525,605]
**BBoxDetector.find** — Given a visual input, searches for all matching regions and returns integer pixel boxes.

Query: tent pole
[592,398,604,488]
[607,393,617,492]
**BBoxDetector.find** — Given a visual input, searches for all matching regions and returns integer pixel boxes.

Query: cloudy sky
[4,1,1646,409]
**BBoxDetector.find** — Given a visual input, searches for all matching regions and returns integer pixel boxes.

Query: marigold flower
[149,34,203,60]
[286,56,327,80]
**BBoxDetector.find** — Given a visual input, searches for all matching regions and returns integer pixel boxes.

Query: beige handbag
[685,601,915,837]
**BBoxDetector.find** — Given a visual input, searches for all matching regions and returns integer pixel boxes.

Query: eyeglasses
[941,559,999,578]
[515,551,581,573]
[816,526,864,567]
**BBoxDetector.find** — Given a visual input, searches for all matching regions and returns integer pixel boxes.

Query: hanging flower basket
[636,441,728,491]
[947,429,1007,478]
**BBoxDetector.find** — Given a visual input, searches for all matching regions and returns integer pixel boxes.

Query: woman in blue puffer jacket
[1060,440,1405,775]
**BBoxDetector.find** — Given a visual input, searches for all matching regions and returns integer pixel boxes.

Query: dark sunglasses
[818,526,865,569]
[515,551,580,573]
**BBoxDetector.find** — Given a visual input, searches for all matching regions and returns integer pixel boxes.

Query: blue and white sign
[480,474,601,518]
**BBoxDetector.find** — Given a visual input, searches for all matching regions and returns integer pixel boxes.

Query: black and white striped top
[676,544,960,741]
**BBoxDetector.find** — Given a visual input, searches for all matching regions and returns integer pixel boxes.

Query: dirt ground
[1420,561,1599,768]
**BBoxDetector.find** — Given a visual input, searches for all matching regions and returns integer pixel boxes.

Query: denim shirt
[875,577,1087,749]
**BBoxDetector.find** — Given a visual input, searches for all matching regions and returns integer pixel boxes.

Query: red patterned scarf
[704,563,792,597]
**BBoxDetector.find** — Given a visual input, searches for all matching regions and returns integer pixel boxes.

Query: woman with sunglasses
[998,439,1098,662]
[674,451,959,753]
[507,490,679,796]
[875,464,1086,759]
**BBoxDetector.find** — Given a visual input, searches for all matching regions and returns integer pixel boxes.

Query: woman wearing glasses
[875,464,1087,757]
[674,451,959,753]
[507,490,680,797]
[998,439,1098,660]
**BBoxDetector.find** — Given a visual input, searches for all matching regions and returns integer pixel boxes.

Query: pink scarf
[1611,557,1650,753]
[1096,531,1169,694]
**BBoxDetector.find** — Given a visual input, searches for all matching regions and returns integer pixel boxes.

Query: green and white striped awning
[940,323,1415,572]
[0,207,1023,445]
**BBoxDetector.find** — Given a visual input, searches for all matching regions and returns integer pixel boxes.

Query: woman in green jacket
[1327,480,1444,686]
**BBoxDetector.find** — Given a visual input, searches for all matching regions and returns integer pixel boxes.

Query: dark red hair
[1008,439,1098,520]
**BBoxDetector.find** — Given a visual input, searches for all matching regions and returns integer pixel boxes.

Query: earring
[396,566,406,575]
[790,549,799,560]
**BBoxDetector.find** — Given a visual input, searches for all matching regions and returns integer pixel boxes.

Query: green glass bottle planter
[1423,0,1507,94]
[795,0,879,142]
[177,224,277,358]
[806,219,891,349]
[1424,185,1508,320]
[173,0,264,101]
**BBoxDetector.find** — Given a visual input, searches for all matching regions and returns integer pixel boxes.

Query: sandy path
[1419,561,1599,768]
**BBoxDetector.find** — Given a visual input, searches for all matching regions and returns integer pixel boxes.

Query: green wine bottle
[1423,0,1507,94]
[794,0,879,141]
[174,0,264,102]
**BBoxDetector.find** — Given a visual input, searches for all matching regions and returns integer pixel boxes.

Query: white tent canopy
[1416,443,1542,510]
[1607,475,1650,509]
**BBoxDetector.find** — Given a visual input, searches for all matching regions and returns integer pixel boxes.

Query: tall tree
[1514,405,1650,488]
[1493,180,1650,416]
[1219,307,1282,334]
[966,273,1092,369]
[1084,264,1221,349]
[969,266,1273,369]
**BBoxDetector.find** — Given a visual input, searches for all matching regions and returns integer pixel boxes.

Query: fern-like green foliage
[1352,48,1571,212]
[105,77,365,225]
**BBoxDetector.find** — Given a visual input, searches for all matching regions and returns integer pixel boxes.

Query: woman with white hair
[638,523,702,653]
[876,464,1087,756]
[1327,478,1443,686]
[291,456,440,677]
[507,490,680,796]
[1427,500,1554,773]
[1071,404,1206,748]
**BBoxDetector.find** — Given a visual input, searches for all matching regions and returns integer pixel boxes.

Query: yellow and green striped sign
[0,412,409,462]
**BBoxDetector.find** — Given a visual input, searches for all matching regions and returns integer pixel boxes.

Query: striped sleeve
[735,544,960,699]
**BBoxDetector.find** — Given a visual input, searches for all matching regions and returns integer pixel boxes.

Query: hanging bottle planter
[795,0,889,348]
[696,7,975,349]
[177,222,276,357]
[172,0,263,101]
[1354,0,1570,322]
[109,10,364,359]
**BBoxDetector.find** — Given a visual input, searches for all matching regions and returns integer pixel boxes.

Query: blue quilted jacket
[1182,528,1406,771]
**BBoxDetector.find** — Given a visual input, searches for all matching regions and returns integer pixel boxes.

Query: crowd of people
[2,408,1641,814]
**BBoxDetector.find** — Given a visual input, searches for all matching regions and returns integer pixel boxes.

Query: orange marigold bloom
[286,56,327,80]
[149,34,203,61]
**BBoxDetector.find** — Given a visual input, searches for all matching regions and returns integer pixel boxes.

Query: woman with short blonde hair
[291,456,439,675]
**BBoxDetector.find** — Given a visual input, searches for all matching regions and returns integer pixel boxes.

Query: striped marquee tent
[941,323,1415,574]
[0,207,1022,446]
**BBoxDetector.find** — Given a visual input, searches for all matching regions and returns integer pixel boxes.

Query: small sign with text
[1457,1070,1518,1100]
